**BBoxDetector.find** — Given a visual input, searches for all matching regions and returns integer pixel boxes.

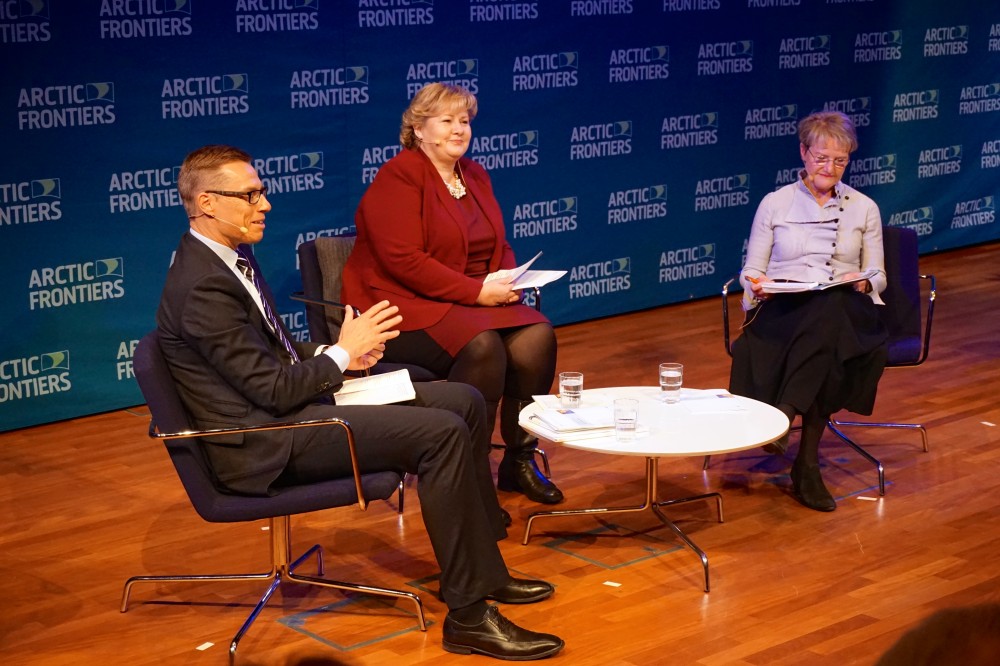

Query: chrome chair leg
[826,420,886,496]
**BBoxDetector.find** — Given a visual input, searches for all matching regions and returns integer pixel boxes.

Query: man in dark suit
[156,144,563,661]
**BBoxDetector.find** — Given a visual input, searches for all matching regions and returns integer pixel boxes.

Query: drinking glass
[559,372,583,408]
[614,398,638,441]
[659,363,683,403]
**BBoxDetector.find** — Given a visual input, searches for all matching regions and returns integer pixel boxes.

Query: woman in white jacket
[730,110,888,512]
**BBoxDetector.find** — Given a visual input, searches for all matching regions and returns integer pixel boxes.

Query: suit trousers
[275,381,510,609]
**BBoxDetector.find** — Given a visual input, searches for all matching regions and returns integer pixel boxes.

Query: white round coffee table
[519,386,789,592]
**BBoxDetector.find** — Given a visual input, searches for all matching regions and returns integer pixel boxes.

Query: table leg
[522,457,724,592]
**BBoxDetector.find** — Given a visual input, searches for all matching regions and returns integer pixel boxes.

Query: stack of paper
[528,406,614,433]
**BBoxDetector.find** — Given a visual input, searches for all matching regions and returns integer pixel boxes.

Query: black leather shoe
[486,578,554,604]
[500,507,512,528]
[443,605,564,660]
[790,463,836,512]
[497,456,564,504]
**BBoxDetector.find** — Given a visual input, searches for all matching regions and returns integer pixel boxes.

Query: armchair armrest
[149,416,372,511]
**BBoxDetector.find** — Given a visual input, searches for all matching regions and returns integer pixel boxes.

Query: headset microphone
[206,212,249,234]
[419,138,441,146]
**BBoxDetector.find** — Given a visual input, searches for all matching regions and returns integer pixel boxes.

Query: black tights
[384,323,557,419]
[778,402,828,467]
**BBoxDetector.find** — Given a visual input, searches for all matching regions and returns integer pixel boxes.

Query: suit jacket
[342,148,516,331]
[156,233,344,495]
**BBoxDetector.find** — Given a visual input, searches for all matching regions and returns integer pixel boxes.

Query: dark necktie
[235,250,301,364]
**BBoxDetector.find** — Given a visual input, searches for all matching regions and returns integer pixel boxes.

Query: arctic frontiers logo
[161,73,249,119]
[17,82,116,130]
[888,205,934,236]
[568,257,631,299]
[27,257,126,310]
[99,0,192,39]
[291,66,370,108]
[917,145,962,179]
[1,177,62,225]
[658,243,715,284]
[470,130,539,170]
[407,58,478,96]
[951,196,994,229]
[570,120,631,160]
[0,350,71,404]
[359,0,433,28]
[511,196,578,238]
[513,51,578,91]
[238,0,319,33]
[1,0,51,43]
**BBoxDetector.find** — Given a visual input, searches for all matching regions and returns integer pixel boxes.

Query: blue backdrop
[2,0,998,431]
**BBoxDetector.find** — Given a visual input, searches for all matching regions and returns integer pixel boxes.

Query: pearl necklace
[446,173,467,199]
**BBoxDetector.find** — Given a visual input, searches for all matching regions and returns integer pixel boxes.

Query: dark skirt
[729,287,889,416]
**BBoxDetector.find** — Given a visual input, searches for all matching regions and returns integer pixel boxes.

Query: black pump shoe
[497,455,564,504]
[790,462,836,512]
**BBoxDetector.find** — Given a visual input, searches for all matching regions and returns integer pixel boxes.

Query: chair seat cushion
[192,471,403,523]
[887,336,922,365]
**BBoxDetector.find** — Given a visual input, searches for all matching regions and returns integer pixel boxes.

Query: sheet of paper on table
[679,389,749,414]
[528,406,614,433]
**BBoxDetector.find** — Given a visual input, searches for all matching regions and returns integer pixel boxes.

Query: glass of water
[659,363,683,403]
[614,398,639,441]
[558,371,583,408]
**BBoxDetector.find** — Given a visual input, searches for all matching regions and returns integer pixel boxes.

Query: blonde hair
[798,111,858,153]
[177,145,252,217]
[400,83,478,149]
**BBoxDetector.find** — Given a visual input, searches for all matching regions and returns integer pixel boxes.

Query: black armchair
[120,331,425,665]
[711,226,935,495]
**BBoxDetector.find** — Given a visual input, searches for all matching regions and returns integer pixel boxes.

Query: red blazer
[342,148,516,331]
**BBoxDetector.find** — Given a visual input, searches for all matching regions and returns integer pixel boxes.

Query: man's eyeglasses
[807,147,849,169]
[205,187,268,205]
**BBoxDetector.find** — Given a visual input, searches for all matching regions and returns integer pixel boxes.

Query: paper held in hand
[333,369,416,406]
[760,268,879,294]
[484,251,567,291]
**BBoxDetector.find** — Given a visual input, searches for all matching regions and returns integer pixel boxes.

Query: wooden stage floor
[2,241,998,665]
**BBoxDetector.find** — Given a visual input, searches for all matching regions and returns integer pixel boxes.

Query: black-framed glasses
[806,147,849,169]
[205,187,268,205]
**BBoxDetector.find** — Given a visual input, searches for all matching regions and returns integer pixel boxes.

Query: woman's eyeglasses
[807,147,849,169]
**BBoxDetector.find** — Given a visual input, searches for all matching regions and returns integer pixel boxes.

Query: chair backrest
[133,331,401,523]
[297,237,441,382]
[298,236,356,345]
[880,226,926,365]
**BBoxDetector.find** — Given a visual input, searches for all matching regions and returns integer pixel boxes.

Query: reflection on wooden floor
[2,241,999,666]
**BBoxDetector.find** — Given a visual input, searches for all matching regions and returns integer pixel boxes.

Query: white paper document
[760,268,879,294]
[528,406,615,433]
[485,252,567,290]
[679,390,748,414]
[333,369,416,406]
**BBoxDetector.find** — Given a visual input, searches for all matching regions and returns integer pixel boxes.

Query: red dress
[424,193,546,356]
[343,148,548,359]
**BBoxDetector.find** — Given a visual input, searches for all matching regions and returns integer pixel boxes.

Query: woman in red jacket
[342,83,563,506]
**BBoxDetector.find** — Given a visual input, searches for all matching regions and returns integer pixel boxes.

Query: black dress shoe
[790,462,836,512]
[486,578,554,604]
[501,508,512,528]
[443,605,564,660]
[497,456,564,504]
